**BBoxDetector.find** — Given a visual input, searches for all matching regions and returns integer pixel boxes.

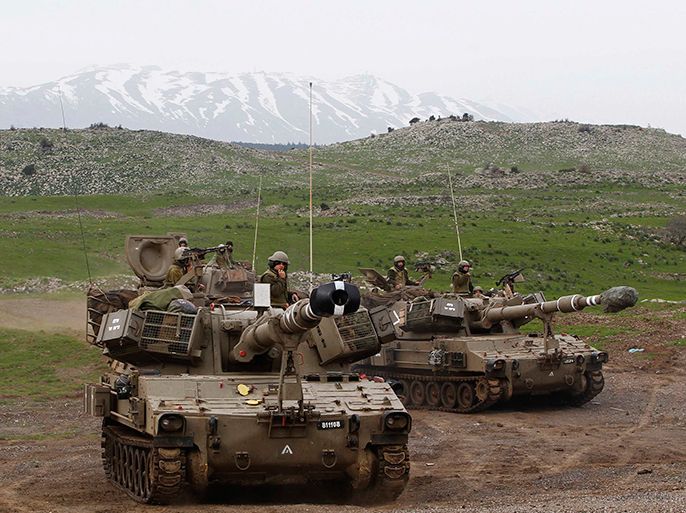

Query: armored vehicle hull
[89,373,409,503]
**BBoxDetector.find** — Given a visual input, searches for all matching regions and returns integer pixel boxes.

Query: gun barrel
[483,286,638,324]
[484,294,599,323]
[232,281,360,362]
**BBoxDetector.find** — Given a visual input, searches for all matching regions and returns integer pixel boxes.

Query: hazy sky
[1,0,685,135]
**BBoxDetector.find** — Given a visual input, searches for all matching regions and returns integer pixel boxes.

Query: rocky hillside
[0,127,287,196]
[1,121,685,196]
[313,119,686,175]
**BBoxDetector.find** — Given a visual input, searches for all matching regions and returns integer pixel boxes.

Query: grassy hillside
[0,123,684,300]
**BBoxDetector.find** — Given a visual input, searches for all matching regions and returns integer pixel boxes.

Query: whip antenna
[58,86,93,284]
[251,176,262,271]
[447,170,463,261]
[308,81,314,293]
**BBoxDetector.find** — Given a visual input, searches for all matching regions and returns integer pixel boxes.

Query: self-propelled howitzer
[355,286,638,413]
[85,276,411,504]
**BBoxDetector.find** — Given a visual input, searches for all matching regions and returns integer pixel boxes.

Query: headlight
[384,411,411,431]
[159,414,184,433]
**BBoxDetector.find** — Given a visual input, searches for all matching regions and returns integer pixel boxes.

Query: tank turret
[84,237,411,504]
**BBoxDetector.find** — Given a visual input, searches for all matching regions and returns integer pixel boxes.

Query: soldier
[208,240,236,269]
[386,255,419,290]
[164,247,190,287]
[452,260,474,294]
[260,251,296,308]
[178,236,188,248]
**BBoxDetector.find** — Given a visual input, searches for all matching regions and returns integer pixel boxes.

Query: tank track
[356,367,503,413]
[566,370,605,406]
[353,444,410,503]
[101,422,186,503]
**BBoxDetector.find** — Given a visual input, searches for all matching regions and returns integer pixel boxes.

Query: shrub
[38,137,53,151]
[22,164,36,176]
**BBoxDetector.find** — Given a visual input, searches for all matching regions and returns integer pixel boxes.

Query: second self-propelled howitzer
[84,239,411,505]
[355,284,638,413]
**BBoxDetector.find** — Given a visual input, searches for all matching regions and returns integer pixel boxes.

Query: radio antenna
[57,85,93,284]
[308,81,314,293]
[251,176,262,271]
[447,170,463,261]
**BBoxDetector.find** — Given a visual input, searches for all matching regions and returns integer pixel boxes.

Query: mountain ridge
[0,65,518,144]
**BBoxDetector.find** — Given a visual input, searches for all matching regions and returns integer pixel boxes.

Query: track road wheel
[439,382,458,409]
[456,382,475,411]
[409,380,425,406]
[426,382,441,407]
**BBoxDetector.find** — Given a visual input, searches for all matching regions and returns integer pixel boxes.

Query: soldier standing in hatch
[178,236,188,248]
[452,260,474,294]
[209,241,236,270]
[164,247,190,287]
[386,255,419,290]
[260,251,296,308]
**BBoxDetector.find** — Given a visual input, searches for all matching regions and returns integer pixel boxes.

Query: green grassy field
[0,328,104,401]
[1,187,684,299]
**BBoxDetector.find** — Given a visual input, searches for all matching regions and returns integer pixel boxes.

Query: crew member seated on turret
[387,255,419,290]
[260,251,298,308]
[451,260,474,294]
[164,247,191,287]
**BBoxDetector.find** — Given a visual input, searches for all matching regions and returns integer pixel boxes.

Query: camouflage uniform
[451,272,473,294]
[387,266,418,289]
[164,263,185,287]
[260,268,289,307]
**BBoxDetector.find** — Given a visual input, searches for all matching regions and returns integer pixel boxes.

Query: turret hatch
[125,235,182,283]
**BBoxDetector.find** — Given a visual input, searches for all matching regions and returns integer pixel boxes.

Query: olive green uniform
[208,250,236,270]
[452,272,473,294]
[164,264,185,287]
[260,268,289,307]
[387,266,418,288]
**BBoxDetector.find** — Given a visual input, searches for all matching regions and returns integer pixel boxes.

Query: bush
[38,137,53,151]
[89,122,110,129]
[22,164,36,176]
[578,124,592,133]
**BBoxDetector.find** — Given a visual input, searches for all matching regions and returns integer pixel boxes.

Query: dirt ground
[1,300,685,513]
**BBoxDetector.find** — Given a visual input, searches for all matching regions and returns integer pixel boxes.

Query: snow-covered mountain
[0,65,521,144]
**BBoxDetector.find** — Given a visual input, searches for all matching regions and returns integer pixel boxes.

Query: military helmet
[178,236,188,245]
[393,255,405,264]
[174,247,189,262]
[268,251,290,264]
[473,285,483,292]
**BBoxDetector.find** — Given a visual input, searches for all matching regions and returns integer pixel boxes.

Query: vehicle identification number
[317,420,343,430]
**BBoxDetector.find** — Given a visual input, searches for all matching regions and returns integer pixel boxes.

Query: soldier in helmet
[164,247,190,287]
[386,255,419,290]
[452,260,474,294]
[178,236,188,248]
[208,240,236,270]
[260,251,296,308]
